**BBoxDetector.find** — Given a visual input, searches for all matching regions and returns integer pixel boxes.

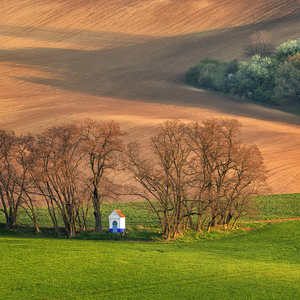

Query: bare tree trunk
[46,200,61,237]
[21,192,42,234]
[68,223,76,238]
[165,228,171,242]
[94,210,102,233]
[5,212,17,229]
[33,217,41,234]
[23,206,41,234]
[196,214,203,232]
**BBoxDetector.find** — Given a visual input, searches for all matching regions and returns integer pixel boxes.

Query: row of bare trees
[124,119,269,240]
[0,120,125,237]
[0,118,268,239]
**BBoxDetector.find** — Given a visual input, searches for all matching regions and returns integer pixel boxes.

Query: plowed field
[0,0,300,194]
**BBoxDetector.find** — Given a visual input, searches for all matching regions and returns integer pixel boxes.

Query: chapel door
[113,221,118,233]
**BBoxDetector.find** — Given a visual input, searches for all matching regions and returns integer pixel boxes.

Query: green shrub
[234,55,276,102]
[272,53,300,105]
[274,38,300,63]
[185,38,300,107]
[185,65,199,86]
[185,58,238,93]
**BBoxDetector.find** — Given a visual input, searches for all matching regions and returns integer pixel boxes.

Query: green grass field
[0,201,159,230]
[2,193,300,230]
[255,193,300,220]
[1,194,300,299]
[1,220,300,299]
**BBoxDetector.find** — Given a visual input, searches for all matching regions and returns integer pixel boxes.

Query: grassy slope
[1,220,300,299]
[1,195,300,299]
[256,193,300,220]
[2,194,300,230]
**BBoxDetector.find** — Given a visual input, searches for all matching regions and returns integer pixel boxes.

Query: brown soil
[0,0,300,194]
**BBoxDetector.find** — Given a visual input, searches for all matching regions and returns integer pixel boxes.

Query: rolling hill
[0,0,300,194]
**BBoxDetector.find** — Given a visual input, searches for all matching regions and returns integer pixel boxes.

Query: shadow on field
[1,12,300,124]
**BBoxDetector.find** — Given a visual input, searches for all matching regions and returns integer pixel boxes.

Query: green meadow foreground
[1,221,300,300]
[1,195,300,299]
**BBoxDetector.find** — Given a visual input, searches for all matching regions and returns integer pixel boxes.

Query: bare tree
[33,123,87,238]
[0,130,22,228]
[0,131,41,232]
[125,119,269,239]
[124,120,192,240]
[81,119,125,233]
[188,119,269,231]
[243,30,274,58]
[16,133,41,233]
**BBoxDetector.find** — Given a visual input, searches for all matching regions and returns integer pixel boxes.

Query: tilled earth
[0,0,300,194]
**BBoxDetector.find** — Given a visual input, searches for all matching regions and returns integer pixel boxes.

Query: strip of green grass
[6,193,300,226]
[0,220,299,299]
[0,202,159,229]
[1,193,299,241]
[4,193,300,224]
[254,193,300,220]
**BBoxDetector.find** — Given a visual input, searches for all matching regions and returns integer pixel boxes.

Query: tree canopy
[185,38,300,106]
